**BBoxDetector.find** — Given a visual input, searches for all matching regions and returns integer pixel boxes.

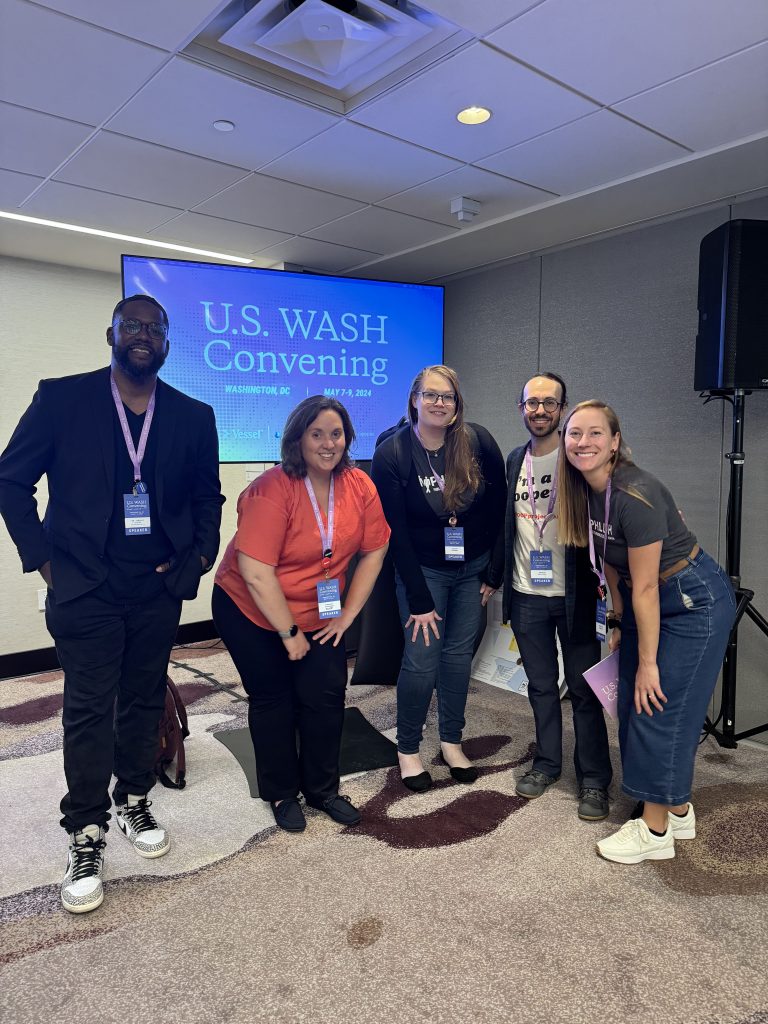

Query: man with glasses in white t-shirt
[500,372,612,821]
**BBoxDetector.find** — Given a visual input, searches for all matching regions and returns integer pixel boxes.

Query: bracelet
[606,614,622,630]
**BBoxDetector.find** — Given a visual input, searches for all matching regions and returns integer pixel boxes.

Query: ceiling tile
[418,0,544,35]
[479,110,687,195]
[55,132,248,208]
[1,0,168,125]
[23,182,182,233]
[379,165,553,225]
[194,173,364,234]
[107,57,339,170]
[253,237,379,274]
[489,0,768,104]
[307,206,455,253]
[349,43,596,161]
[261,121,461,203]
[148,212,291,254]
[616,43,768,152]
[0,104,94,178]
[0,169,43,207]
[29,0,229,51]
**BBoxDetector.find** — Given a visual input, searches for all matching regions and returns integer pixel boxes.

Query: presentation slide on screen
[122,255,444,462]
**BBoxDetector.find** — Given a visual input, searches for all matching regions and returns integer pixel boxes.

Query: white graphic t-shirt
[512,447,566,596]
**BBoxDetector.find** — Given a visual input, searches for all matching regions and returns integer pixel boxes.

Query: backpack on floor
[156,676,189,789]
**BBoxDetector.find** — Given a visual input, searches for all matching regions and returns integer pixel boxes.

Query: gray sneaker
[515,769,560,799]
[61,824,105,914]
[578,787,610,821]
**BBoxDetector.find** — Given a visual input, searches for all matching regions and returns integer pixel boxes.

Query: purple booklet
[583,650,620,720]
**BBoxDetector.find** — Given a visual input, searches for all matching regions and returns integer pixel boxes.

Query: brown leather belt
[625,544,700,587]
[659,544,700,582]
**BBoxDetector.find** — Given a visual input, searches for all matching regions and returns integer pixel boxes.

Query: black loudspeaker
[694,218,768,391]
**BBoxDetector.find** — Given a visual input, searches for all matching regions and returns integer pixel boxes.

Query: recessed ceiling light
[456,106,492,125]
[213,119,236,132]
[0,211,253,264]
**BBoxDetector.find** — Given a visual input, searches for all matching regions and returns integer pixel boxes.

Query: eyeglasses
[522,397,562,413]
[118,318,168,341]
[418,390,457,406]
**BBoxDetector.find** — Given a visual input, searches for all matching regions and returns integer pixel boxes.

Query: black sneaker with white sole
[115,795,170,858]
[61,824,106,914]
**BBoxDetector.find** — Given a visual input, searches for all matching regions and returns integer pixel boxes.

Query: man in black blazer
[501,372,612,822]
[0,294,224,914]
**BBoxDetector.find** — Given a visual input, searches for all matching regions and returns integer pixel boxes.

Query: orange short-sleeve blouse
[215,466,390,632]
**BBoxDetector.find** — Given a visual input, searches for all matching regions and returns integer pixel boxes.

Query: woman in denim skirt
[371,366,506,792]
[557,400,736,864]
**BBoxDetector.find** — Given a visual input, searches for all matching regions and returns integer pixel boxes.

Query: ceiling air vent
[218,0,447,93]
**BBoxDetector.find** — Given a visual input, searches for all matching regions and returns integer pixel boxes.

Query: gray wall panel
[444,257,540,454]
[444,202,768,742]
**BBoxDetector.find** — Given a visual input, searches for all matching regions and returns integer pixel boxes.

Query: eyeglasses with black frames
[117,318,168,341]
[417,390,457,406]
[522,397,562,413]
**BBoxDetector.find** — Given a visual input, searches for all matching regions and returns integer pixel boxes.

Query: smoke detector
[450,196,481,223]
[217,0,444,93]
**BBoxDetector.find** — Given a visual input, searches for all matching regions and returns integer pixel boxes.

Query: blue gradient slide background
[122,255,444,461]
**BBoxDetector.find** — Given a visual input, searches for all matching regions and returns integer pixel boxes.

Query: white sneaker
[668,802,696,839]
[597,817,675,864]
[115,795,170,859]
[61,824,105,914]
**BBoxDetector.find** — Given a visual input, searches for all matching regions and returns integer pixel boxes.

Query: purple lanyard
[110,375,156,484]
[524,446,558,550]
[304,475,335,575]
[414,425,446,493]
[587,479,612,588]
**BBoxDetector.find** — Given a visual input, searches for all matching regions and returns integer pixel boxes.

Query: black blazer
[501,443,596,643]
[0,366,224,603]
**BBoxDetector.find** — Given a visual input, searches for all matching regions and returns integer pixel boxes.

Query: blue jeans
[618,548,736,805]
[509,591,611,788]
[395,552,489,753]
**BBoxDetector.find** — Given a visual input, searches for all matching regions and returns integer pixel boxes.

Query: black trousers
[212,585,347,803]
[46,586,182,832]
[509,591,612,788]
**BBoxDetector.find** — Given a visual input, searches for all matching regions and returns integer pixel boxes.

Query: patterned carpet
[1,644,767,1024]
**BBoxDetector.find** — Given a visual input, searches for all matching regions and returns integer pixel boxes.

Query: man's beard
[114,344,167,381]
[525,412,560,437]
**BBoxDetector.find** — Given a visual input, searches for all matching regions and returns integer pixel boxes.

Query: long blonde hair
[408,364,482,510]
[556,400,635,547]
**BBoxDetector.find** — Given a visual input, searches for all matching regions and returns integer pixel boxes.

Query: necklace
[414,424,444,457]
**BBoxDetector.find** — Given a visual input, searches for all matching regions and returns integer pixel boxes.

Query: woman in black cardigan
[371,365,506,792]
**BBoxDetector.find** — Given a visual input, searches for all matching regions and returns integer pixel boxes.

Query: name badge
[317,578,342,619]
[530,549,553,585]
[595,596,607,643]
[444,526,465,562]
[124,492,151,535]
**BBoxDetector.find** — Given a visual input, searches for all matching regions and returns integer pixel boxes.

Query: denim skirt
[617,548,736,806]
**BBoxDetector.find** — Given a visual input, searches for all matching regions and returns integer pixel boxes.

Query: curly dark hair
[280,396,356,479]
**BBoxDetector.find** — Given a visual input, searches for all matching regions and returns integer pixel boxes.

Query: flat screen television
[121,255,444,462]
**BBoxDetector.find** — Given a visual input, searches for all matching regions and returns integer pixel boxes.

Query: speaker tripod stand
[703,388,768,747]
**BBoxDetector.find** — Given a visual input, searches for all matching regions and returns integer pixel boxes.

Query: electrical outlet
[37,588,47,612]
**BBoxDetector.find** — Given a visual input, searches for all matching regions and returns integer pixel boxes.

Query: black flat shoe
[401,771,432,793]
[440,753,479,784]
[306,794,361,826]
[270,798,306,833]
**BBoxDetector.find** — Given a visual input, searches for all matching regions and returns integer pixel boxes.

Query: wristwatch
[606,614,622,631]
[278,624,299,639]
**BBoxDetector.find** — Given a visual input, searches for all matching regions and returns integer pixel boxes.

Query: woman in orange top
[212,396,390,833]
